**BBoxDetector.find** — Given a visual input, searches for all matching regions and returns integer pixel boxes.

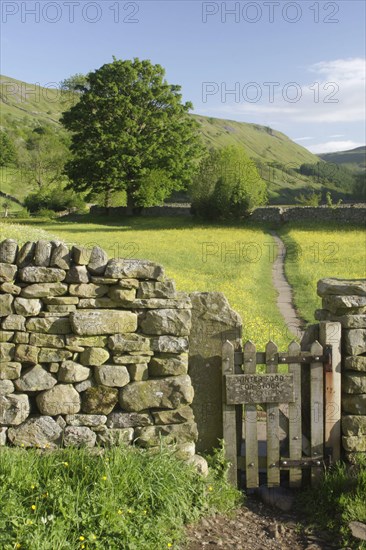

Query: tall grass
[0,444,242,550]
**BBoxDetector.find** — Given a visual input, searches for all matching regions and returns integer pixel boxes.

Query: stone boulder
[14,297,42,317]
[140,309,191,336]
[36,384,81,415]
[79,347,110,366]
[0,263,17,283]
[70,310,137,335]
[81,386,118,414]
[7,416,62,448]
[317,278,366,297]
[105,258,164,280]
[119,375,194,412]
[0,239,18,263]
[94,365,130,387]
[19,267,66,283]
[148,353,188,376]
[58,361,90,383]
[134,422,198,448]
[96,427,134,447]
[15,364,57,392]
[63,426,97,447]
[0,394,30,425]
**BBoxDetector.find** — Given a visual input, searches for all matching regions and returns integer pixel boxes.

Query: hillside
[319,146,366,174]
[0,75,357,206]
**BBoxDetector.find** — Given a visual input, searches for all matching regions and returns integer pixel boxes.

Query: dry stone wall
[316,278,366,460]
[0,239,197,458]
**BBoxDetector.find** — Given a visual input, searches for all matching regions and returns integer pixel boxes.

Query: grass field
[0,217,290,349]
[279,224,366,322]
[1,217,365,347]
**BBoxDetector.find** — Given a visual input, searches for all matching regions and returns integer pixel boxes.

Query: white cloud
[293,137,314,141]
[307,140,365,154]
[329,134,345,138]
[201,58,366,125]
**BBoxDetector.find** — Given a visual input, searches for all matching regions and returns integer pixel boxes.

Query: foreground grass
[0,445,241,550]
[298,457,366,549]
[0,217,290,348]
[279,223,366,323]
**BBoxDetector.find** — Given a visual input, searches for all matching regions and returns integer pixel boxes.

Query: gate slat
[310,340,324,485]
[243,340,258,489]
[222,340,237,487]
[288,341,302,488]
[266,341,280,487]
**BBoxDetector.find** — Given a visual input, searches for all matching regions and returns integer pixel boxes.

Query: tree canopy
[61,58,204,209]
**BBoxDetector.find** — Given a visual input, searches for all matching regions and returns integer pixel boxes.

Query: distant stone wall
[90,205,191,217]
[316,278,366,460]
[250,204,366,225]
[0,239,197,459]
[89,203,366,225]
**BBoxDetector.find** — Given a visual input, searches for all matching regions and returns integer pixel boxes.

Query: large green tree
[61,58,203,210]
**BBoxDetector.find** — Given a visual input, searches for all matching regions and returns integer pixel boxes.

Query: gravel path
[269,231,305,340]
[184,497,341,550]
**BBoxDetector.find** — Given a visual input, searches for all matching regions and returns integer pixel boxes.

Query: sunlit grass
[279,224,366,322]
[0,445,242,550]
[0,217,290,349]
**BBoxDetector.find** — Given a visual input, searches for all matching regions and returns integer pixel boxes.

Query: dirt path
[184,496,339,550]
[269,231,305,340]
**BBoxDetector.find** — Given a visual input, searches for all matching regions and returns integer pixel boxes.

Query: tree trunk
[104,188,112,215]
[127,190,143,216]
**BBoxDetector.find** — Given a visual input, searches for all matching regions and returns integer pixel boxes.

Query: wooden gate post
[222,340,237,486]
[320,321,342,463]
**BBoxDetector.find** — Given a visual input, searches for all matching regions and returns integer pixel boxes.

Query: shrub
[24,186,85,214]
[190,145,267,219]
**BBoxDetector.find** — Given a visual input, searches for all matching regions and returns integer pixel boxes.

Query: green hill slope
[319,146,366,174]
[0,75,357,205]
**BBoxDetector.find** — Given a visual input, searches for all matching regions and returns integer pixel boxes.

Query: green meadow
[1,217,365,349]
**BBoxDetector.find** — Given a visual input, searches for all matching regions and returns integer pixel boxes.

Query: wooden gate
[222,322,341,489]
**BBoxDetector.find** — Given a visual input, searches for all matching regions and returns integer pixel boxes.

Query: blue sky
[1,0,365,153]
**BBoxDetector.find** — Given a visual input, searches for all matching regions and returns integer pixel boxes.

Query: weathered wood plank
[243,340,258,489]
[288,341,302,488]
[225,373,294,404]
[222,340,237,487]
[266,341,280,487]
[319,322,342,463]
[310,340,324,485]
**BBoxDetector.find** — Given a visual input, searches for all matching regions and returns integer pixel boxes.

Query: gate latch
[324,345,332,372]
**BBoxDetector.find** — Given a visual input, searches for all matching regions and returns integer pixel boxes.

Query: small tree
[295,190,322,206]
[61,58,204,210]
[20,127,70,189]
[59,73,88,93]
[2,201,10,217]
[0,131,17,167]
[190,145,267,219]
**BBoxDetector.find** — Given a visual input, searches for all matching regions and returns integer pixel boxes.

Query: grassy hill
[0,75,358,206]
[319,146,366,174]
